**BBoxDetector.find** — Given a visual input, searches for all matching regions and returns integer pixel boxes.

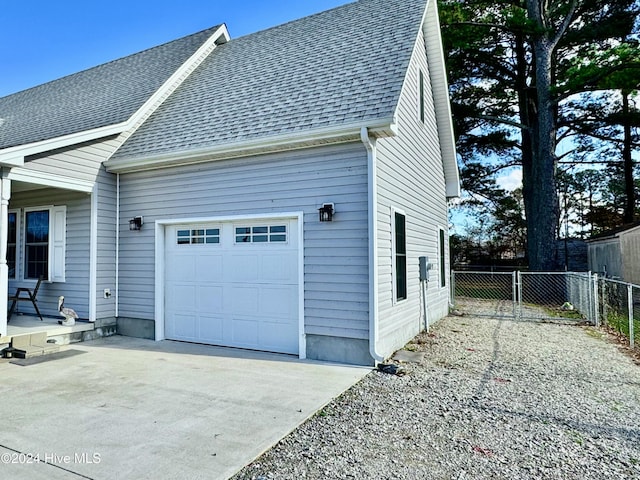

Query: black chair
[8,276,44,322]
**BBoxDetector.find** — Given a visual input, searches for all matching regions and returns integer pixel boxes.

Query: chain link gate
[452,271,598,324]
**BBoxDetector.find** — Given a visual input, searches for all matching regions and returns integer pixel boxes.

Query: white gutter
[0,122,126,165]
[105,118,397,174]
[361,127,384,364]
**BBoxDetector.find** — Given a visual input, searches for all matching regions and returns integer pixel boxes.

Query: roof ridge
[232,1,356,41]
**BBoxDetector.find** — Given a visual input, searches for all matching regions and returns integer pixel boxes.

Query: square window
[177,227,220,245]
[235,224,288,244]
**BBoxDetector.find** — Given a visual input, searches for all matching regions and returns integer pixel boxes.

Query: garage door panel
[259,322,298,354]
[172,313,198,339]
[260,286,297,317]
[231,286,259,314]
[198,285,224,312]
[169,284,197,311]
[229,255,259,282]
[231,318,259,346]
[195,255,223,281]
[198,315,224,343]
[261,255,297,282]
[167,255,196,281]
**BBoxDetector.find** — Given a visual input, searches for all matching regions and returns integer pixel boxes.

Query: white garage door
[164,218,299,354]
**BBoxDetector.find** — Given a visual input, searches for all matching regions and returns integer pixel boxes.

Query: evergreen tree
[440,0,640,269]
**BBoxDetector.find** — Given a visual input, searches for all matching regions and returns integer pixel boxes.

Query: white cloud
[496,168,522,191]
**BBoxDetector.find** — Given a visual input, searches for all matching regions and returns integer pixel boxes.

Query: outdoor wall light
[318,203,335,222]
[129,216,144,231]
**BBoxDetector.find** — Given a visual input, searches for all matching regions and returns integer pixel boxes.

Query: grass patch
[568,431,585,446]
[585,328,605,340]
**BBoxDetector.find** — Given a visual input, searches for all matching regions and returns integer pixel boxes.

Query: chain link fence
[598,278,639,349]
[452,271,597,323]
[452,270,639,350]
[451,271,516,318]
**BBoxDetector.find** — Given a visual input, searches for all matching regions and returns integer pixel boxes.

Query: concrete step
[1,316,117,356]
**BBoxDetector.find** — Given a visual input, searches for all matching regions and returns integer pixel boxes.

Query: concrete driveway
[0,336,369,479]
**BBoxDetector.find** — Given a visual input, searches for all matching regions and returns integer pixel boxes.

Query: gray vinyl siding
[620,231,640,285]
[21,136,121,185]
[96,167,117,318]
[375,28,450,357]
[117,143,370,340]
[8,188,91,319]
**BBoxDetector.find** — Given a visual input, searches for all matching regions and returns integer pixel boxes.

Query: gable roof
[109,0,429,163]
[0,25,224,154]
[0,0,459,197]
[587,221,640,242]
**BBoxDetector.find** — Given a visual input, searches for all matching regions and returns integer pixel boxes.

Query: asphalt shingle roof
[112,0,427,160]
[0,26,220,150]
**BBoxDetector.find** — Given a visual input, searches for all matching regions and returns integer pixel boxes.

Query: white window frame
[391,207,407,304]
[176,225,222,246]
[22,205,66,282]
[233,224,289,245]
[7,209,19,280]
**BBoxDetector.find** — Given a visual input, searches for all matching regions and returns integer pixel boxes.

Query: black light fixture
[129,216,144,231]
[318,203,335,222]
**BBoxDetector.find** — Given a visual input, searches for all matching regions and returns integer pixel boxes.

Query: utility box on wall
[419,256,429,281]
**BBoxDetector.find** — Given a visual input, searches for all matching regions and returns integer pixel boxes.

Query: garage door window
[235,225,287,244]
[177,228,220,245]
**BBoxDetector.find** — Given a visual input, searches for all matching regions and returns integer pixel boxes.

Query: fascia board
[104,118,397,173]
[0,122,127,165]
[423,0,460,199]
[123,25,230,133]
[8,168,95,192]
[399,0,460,199]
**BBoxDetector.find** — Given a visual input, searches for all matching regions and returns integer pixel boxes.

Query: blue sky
[0,0,350,97]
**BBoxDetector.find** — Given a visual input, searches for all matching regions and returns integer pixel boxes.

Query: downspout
[115,173,120,319]
[361,127,384,364]
[89,183,98,322]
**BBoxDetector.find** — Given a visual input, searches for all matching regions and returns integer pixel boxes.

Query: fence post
[512,271,517,318]
[628,284,635,349]
[517,271,522,320]
[601,279,608,327]
[451,271,456,308]
[592,274,599,328]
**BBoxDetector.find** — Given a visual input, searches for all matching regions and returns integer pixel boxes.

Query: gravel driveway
[232,316,640,480]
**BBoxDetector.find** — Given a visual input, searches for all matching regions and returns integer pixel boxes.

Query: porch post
[0,169,11,337]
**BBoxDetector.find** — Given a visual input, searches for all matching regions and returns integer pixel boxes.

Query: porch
[1,314,95,351]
